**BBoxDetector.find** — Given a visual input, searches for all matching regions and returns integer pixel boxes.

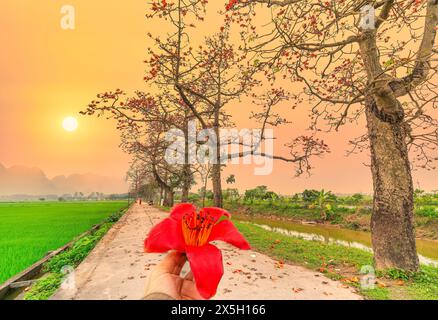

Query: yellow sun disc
[62,116,78,132]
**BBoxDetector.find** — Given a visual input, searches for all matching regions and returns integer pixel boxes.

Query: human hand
[144,251,205,300]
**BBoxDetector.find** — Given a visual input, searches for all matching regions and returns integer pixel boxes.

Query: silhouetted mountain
[51,173,127,194]
[0,163,127,196]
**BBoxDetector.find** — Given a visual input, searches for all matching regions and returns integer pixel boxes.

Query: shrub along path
[52,204,361,300]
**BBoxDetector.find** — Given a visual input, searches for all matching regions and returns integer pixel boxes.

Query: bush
[302,189,320,203]
[105,210,124,223]
[415,206,438,218]
[384,268,413,281]
[23,274,64,300]
[188,193,200,202]
[350,193,364,204]
[326,210,342,223]
[223,188,240,201]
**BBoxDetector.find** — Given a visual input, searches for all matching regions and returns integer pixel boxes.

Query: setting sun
[62,116,78,132]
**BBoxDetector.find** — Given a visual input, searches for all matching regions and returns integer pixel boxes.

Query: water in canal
[241,217,438,266]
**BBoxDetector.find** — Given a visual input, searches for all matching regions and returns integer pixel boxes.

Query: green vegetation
[184,186,438,239]
[23,208,127,300]
[235,221,438,300]
[416,206,438,218]
[0,201,128,284]
[22,274,64,300]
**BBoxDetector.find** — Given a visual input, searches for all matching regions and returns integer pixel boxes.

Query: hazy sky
[0,0,436,194]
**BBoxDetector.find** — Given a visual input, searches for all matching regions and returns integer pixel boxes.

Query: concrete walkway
[52,204,362,300]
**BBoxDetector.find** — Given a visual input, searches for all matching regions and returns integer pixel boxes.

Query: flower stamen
[182,210,215,247]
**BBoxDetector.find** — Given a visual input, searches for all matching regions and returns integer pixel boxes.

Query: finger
[172,252,187,275]
[157,251,186,275]
[184,271,194,281]
[181,279,206,301]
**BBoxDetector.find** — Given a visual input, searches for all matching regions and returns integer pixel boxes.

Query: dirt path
[52,204,362,300]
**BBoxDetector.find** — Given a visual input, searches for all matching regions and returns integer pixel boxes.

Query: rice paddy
[0,201,128,284]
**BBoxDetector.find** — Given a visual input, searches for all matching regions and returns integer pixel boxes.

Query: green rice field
[0,201,128,284]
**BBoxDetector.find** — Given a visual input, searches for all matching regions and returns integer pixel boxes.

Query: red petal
[170,203,196,220]
[201,207,231,223]
[208,220,251,250]
[144,218,185,253]
[186,244,224,299]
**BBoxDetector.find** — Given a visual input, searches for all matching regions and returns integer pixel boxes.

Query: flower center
[182,211,215,247]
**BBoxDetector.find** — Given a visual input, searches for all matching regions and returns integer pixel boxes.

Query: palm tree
[314,190,333,221]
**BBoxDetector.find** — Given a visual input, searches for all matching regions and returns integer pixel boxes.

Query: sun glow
[62,116,78,132]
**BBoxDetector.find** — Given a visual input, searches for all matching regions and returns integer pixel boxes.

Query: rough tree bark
[152,165,174,207]
[211,163,223,208]
[358,23,421,270]
[211,124,223,208]
[159,186,164,205]
[360,0,438,271]
[181,163,191,203]
[366,107,419,271]
[181,118,192,203]
[163,188,175,207]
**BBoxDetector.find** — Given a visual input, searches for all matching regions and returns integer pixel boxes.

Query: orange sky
[0,0,436,194]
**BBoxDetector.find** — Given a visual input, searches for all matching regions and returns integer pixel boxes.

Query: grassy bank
[222,200,438,240]
[235,221,438,300]
[23,207,128,300]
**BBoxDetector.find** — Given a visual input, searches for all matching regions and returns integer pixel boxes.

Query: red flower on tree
[144,203,250,299]
[225,0,238,11]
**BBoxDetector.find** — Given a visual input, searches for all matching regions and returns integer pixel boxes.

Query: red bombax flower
[144,203,250,299]
[226,0,238,11]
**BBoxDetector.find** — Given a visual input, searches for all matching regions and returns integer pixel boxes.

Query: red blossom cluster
[225,0,238,11]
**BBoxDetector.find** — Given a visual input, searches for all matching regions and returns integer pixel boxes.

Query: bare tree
[145,0,258,207]
[83,1,331,209]
[147,0,329,207]
[126,160,146,200]
[82,90,193,206]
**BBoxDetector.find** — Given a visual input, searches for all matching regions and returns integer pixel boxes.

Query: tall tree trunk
[163,188,174,207]
[211,163,223,208]
[181,163,191,202]
[366,107,419,271]
[211,122,223,208]
[181,117,191,203]
[159,186,164,205]
[152,164,174,207]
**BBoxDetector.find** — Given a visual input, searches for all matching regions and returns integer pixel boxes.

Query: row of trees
[82,0,327,208]
[83,0,438,271]
[191,186,362,205]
